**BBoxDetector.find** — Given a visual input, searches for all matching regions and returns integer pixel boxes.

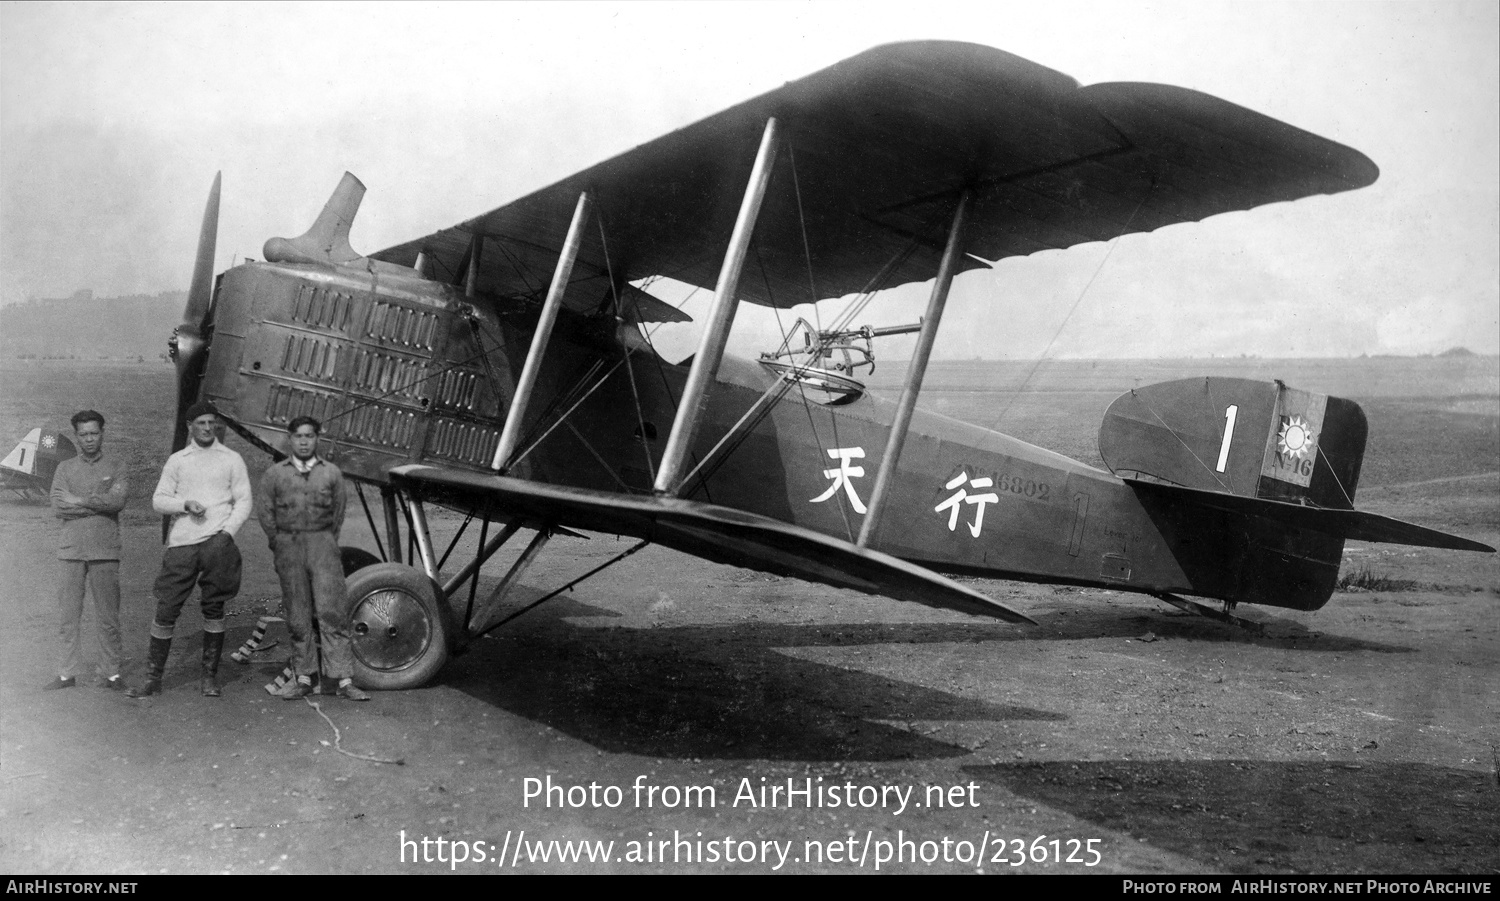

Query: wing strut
[654,117,782,495]
[492,191,593,471]
[857,189,972,547]
[464,233,483,297]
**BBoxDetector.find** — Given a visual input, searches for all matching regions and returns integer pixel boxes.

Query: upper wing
[373,41,1376,311]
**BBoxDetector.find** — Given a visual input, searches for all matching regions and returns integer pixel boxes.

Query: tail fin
[1100,377,1491,611]
[0,427,77,476]
[1099,377,1366,508]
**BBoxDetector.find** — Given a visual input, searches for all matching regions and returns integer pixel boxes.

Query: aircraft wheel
[345,563,454,690]
[340,546,381,577]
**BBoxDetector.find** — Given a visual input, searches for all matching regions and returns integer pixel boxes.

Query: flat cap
[185,401,219,421]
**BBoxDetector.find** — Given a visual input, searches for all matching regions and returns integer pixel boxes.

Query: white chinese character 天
[810,446,867,514]
[934,471,1000,538]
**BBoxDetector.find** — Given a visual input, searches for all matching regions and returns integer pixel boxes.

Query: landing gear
[345,563,456,690]
[340,484,637,691]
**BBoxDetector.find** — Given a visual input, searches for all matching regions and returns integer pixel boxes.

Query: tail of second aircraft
[1098,377,1491,610]
[0,427,77,498]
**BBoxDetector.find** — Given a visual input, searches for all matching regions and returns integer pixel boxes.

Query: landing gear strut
[342,486,627,690]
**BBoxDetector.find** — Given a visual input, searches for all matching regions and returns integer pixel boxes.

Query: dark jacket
[256,458,345,537]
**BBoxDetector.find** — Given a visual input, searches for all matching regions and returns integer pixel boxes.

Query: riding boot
[126,637,171,698]
[201,631,225,697]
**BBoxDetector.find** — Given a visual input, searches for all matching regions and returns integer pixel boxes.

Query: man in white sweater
[128,401,252,698]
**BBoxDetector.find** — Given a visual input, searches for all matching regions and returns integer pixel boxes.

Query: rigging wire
[1315,445,1356,508]
[675,169,942,491]
[676,215,942,512]
[1133,392,1231,491]
[979,192,1150,441]
[467,315,509,415]
[470,539,651,639]
[783,145,852,534]
[504,357,625,472]
[485,234,547,300]
[596,212,659,487]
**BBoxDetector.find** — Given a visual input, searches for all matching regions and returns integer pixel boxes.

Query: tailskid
[1153,592,1266,635]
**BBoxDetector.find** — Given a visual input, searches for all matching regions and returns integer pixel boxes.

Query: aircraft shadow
[551,590,1416,654]
[439,603,1064,762]
[225,591,1409,763]
[964,758,1499,874]
[1020,605,1418,654]
[416,591,1415,761]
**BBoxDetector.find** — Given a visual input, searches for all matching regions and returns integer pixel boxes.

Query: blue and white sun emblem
[1277,415,1315,460]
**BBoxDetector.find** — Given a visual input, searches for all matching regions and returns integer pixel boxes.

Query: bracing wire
[980,192,1150,440]
[596,213,659,487]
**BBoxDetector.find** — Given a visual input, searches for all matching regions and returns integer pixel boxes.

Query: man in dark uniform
[257,416,368,701]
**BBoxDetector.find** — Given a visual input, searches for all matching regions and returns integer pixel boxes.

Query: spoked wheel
[345,563,456,690]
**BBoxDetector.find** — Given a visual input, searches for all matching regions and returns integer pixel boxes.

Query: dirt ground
[1,361,1496,874]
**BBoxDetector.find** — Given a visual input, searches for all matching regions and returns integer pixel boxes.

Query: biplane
[0,427,76,501]
[167,42,1492,690]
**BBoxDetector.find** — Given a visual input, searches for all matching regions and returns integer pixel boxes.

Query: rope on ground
[304,698,405,765]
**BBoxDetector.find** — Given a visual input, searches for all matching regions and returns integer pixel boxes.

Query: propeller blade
[164,174,222,541]
[168,171,222,423]
[184,172,221,330]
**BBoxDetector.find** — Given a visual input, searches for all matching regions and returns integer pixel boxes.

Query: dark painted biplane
[167,42,1492,689]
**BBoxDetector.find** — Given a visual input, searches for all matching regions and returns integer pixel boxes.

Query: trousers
[57,559,121,678]
[272,529,352,680]
[151,532,241,637]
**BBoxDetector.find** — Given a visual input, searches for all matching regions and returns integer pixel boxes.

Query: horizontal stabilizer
[1125,478,1495,553]
[389,465,1034,623]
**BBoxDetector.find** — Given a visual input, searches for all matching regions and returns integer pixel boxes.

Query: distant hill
[0,289,185,360]
[1438,346,1476,357]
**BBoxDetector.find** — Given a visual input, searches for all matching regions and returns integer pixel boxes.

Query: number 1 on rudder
[1216,405,1238,472]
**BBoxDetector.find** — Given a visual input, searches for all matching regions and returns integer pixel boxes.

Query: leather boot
[201,631,225,697]
[126,636,171,698]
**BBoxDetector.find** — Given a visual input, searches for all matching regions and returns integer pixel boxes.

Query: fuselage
[201,259,1341,611]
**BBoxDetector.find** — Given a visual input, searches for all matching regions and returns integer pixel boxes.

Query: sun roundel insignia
[1277,415,1315,460]
[41,434,56,449]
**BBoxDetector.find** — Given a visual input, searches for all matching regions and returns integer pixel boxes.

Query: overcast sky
[2,1,1496,359]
